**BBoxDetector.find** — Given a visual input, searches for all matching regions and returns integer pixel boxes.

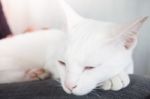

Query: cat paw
[100,72,130,91]
[25,68,51,80]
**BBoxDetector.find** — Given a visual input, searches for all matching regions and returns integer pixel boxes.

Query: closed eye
[84,66,95,70]
[58,60,66,66]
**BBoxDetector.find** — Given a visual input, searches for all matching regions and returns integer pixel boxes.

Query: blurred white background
[2,0,150,76]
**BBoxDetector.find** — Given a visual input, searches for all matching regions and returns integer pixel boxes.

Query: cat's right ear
[118,16,149,50]
[59,0,84,31]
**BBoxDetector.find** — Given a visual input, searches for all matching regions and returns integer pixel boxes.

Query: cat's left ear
[59,0,84,31]
[119,16,149,49]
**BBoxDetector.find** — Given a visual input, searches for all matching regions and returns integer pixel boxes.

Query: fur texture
[0,0,148,96]
[56,0,148,95]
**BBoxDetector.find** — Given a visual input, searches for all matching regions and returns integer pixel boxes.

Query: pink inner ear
[121,17,148,50]
[124,37,135,49]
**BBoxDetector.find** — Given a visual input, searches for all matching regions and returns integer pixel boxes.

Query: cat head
[56,0,148,95]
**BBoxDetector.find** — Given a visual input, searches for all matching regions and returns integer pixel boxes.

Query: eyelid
[84,66,95,70]
[58,60,66,66]
[84,63,102,71]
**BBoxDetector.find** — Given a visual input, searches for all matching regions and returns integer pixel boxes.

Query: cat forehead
[63,19,122,64]
[66,19,120,49]
[65,37,119,65]
[61,41,119,68]
[65,40,117,62]
[68,19,121,40]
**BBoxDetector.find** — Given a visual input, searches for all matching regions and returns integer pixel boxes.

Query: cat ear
[119,16,149,49]
[59,0,84,31]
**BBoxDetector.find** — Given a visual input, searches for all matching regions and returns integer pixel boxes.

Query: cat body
[0,0,148,96]
[0,29,63,83]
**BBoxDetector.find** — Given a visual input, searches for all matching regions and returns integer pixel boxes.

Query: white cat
[56,0,148,95]
[0,0,148,96]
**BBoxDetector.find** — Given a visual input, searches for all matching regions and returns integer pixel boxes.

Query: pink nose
[65,82,77,91]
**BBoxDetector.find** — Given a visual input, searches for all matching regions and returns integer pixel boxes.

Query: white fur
[0,0,148,96]
[56,0,148,95]
[100,71,130,91]
[0,29,64,82]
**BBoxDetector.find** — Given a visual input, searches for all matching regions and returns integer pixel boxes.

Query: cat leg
[100,71,130,91]
[0,69,31,83]
[0,68,51,83]
[99,62,133,91]
[0,58,52,82]
[25,68,52,80]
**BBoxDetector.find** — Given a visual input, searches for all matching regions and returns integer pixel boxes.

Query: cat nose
[65,82,77,91]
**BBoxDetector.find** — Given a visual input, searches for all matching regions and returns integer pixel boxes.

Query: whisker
[50,79,63,88]
[95,87,101,89]
[55,79,61,83]
[91,90,101,98]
